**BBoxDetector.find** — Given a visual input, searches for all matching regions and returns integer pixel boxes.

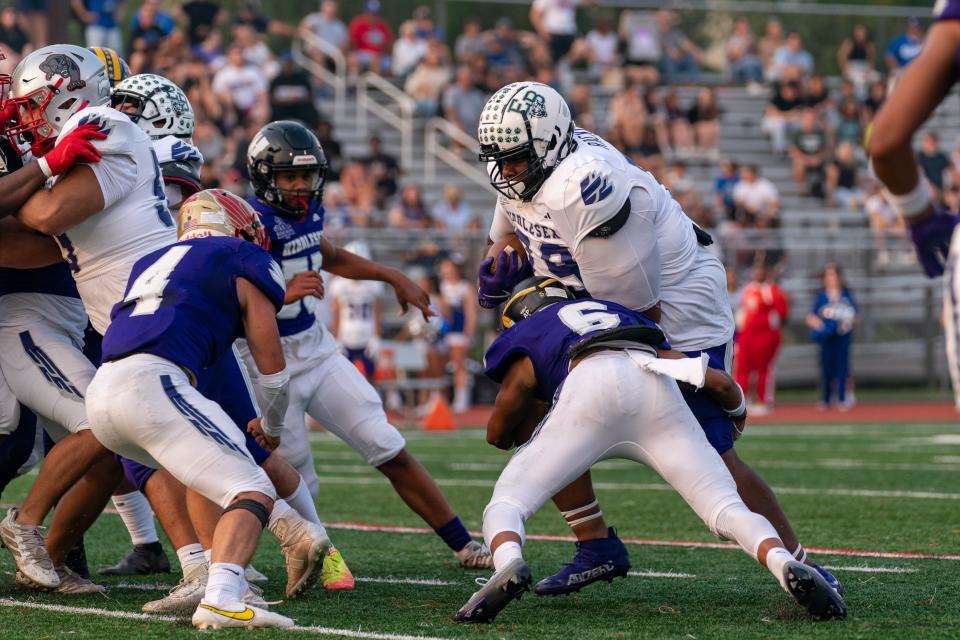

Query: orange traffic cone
[422,394,456,431]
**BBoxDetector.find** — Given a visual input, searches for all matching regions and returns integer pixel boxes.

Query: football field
[2,420,959,639]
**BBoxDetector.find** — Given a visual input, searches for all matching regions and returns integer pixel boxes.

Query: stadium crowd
[0,0,929,410]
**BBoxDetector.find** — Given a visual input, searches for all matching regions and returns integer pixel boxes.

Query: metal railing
[291,31,346,119]
[424,117,496,194]
[357,73,415,168]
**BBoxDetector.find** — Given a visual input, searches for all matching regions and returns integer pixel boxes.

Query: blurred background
[0,0,951,416]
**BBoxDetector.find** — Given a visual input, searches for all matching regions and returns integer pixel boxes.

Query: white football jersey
[51,106,177,333]
[490,128,734,351]
[329,277,383,349]
[152,135,203,173]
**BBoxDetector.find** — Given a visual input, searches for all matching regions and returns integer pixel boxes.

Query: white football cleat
[1,508,60,589]
[455,540,495,570]
[192,601,293,629]
[272,513,330,598]
[16,565,106,594]
[244,564,268,583]
[143,565,208,615]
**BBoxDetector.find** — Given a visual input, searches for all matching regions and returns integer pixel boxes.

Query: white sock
[176,543,207,578]
[203,548,212,564]
[112,491,159,545]
[283,477,322,526]
[204,562,246,605]
[268,498,293,531]
[764,546,796,592]
[491,541,523,572]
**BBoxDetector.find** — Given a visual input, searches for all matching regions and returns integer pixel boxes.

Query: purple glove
[477,250,534,309]
[909,207,959,277]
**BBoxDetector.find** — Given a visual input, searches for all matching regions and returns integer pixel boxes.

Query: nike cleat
[143,565,209,615]
[99,542,170,575]
[245,563,268,583]
[453,558,531,623]
[784,560,848,621]
[192,601,293,629]
[535,527,631,596]
[810,562,843,596]
[1,507,59,589]
[455,540,494,570]
[16,565,106,594]
[272,514,330,598]
[321,545,356,590]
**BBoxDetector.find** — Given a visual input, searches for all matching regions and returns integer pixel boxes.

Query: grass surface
[1,421,959,639]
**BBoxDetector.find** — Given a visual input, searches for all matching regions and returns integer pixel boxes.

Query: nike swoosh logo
[198,604,255,621]
[226,569,240,576]
[21,76,35,83]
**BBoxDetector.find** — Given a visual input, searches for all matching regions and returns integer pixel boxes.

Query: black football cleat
[784,560,848,621]
[453,558,532,623]
[98,541,170,576]
[64,536,89,579]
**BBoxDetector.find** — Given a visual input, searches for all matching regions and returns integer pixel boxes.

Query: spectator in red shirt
[734,261,789,415]
[347,0,393,76]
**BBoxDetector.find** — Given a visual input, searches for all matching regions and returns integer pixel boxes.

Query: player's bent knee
[708,500,777,559]
[224,495,273,529]
[483,498,532,543]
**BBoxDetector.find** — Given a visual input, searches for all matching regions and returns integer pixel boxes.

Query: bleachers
[310,67,950,389]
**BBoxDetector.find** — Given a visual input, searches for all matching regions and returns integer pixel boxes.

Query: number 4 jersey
[101,236,286,380]
[50,105,177,334]
[484,298,670,403]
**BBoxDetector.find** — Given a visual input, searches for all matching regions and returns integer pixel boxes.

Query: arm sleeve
[567,186,661,312]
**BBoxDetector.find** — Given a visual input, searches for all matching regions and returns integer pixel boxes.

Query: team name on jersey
[575,128,610,149]
[283,230,323,257]
[503,209,559,240]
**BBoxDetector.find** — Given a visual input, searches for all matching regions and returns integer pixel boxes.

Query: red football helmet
[178,189,271,251]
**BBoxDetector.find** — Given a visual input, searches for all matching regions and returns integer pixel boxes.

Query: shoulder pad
[58,106,146,156]
[153,136,203,172]
[541,153,630,246]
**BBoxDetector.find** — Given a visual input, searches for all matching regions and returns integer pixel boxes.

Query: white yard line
[311,474,960,501]
[113,577,458,591]
[628,570,696,579]
[0,598,457,640]
[821,565,917,574]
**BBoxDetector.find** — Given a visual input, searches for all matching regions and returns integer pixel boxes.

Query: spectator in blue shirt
[128,0,175,72]
[71,0,123,51]
[770,32,813,82]
[806,263,858,409]
[885,18,924,73]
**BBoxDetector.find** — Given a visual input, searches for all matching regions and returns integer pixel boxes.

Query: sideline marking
[628,570,696,579]
[0,598,457,639]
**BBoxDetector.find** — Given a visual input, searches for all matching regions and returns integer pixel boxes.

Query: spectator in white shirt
[530,0,583,63]
[212,44,269,123]
[300,0,347,67]
[733,164,781,228]
[392,20,427,78]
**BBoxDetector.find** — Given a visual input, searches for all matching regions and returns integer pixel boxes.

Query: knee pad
[482,499,529,547]
[224,498,271,529]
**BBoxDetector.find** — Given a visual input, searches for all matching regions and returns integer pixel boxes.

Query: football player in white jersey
[474,82,841,596]
[0,44,179,591]
[329,240,384,381]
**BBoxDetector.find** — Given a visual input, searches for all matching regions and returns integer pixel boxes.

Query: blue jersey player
[86,189,317,629]
[454,278,847,624]
[238,120,493,570]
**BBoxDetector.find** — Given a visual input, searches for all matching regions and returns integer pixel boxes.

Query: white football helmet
[112,74,194,140]
[477,81,575,201]
[6,44,110,156]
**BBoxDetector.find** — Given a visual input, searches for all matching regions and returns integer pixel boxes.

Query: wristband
[37,156,52,179]
[725,382,746,418]
[883,176,932,218]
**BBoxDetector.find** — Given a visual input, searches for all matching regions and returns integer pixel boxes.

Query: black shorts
[548,34,576,62]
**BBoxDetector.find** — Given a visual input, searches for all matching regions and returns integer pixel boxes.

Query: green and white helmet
[477,81,575,201]
[112,73,194,140]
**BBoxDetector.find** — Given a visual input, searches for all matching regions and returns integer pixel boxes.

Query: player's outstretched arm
[320,237,434,319]
[0,217,62,268]
[869,21,960,195]
[487,357,539,450]
[238,277,289,441]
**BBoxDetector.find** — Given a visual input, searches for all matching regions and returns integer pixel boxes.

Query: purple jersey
[484,298,670,402]
[102,236,285,378]
[248,198,325,337]
[935,0,960,21]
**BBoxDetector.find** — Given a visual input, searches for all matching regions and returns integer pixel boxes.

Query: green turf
[2,422,959,638]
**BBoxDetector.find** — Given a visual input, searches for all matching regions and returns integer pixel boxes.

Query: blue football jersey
[102,236,286,378]
[248,198,325,336]
[484,299,670,402]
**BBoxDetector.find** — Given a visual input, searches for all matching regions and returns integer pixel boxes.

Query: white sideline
[821,565,917,574]
[113,576,458,591]
[628,570,696,579]
[0,598,457,640]
[311,474,960,501]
